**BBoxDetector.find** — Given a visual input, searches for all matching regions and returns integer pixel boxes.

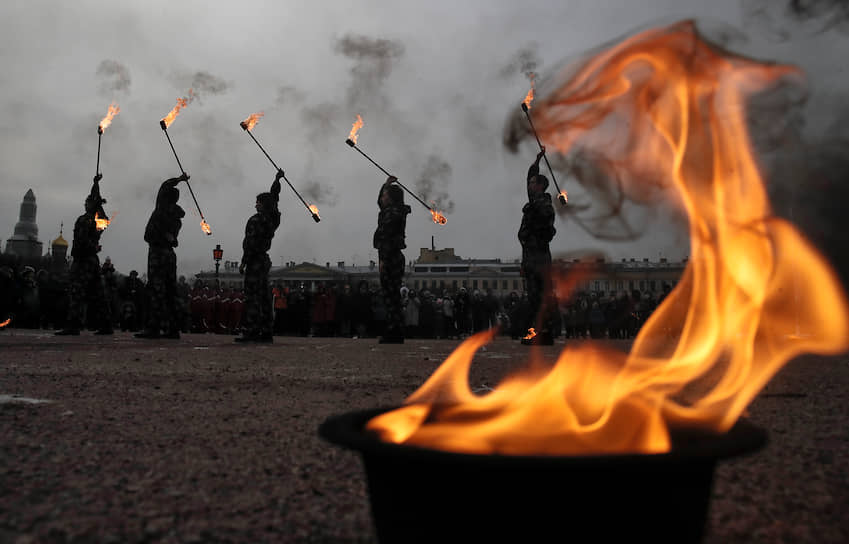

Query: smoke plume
[498,43,541,80]
[96,60,131,95]
[414,155,455,214]
[333,34,405,108]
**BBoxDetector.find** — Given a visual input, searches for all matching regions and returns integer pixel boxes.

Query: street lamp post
[213,244,223,285]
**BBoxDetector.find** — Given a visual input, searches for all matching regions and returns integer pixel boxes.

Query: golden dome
[52,233,68,247]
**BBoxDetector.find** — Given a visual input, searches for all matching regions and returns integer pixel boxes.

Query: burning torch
[160,96,212,235]
[521,79,568,207]
[96,102,120,178]
[345,115,447,225]
[239,112,320,223]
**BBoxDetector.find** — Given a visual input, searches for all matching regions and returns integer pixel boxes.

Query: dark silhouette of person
[235,170,282,342]
[373,176,411,343]
[135,173,188,339]
[56,174,113,336]
[519,148,556,345]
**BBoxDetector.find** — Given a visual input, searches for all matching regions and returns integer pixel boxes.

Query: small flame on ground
[94,212,110,232]
[98,102,120,132]
[309,204,321,219]
[348,114,363,144]
[523,73,535,110]
[241,112,264,131]
[200,219,212,235]
[161,89,194,128]
[429,205,447,225]
[0,318,10,328]
[522,327,537,340]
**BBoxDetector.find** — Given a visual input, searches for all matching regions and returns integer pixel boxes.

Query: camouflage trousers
[379,249,405,336]
[522,249,554,333]
[146,246,177,334]
[243,255,272,337]
[66,255,111,330]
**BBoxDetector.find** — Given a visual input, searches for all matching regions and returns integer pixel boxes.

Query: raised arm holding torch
[522,83,568,207]
[240,113,320,223]
[160,97,212,235]
[345,115,447,225]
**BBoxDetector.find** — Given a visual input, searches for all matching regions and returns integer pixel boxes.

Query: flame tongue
[348,114,363,143]
[98,102,120,132]
[161,89,194,128]
[0,318,10,328]
[200,219,212,235]
[241,111,264,131]
[523,73,535,110]
[366,20,849,456]
[429,207,447,225]
[309,204,321,219]
[522,328,537,340]
[94,212,111,231]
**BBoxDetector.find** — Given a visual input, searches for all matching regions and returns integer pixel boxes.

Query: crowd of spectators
[0,256,673,340]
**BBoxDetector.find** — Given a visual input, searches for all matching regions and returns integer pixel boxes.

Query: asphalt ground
[1,329,847,543]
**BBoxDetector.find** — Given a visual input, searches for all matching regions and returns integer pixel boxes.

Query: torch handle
[244,129,318,220]
[523,109,566,204]
[183,178,208,224]
[348,142,433,212]
[161,126,186,174]
[96,130,102,176]
[245,129,281,171]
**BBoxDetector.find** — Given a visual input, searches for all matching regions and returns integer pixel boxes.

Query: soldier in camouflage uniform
[235,170,282,343]
[135,173,188,339]
[56,175,113,336]
[519,148,557,345]
[374,176,411,344]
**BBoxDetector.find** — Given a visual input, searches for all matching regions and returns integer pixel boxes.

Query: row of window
[411,278,665,293]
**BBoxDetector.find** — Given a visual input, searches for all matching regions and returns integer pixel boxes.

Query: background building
[195,246,686,296]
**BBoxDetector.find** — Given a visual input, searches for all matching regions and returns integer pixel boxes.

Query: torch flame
[309,204,321,219]
[366,21,849,456]
[429,209,447,225]
[522,328,537,340]
[94,212,110,232]
[559,190,568,202]
[0,318,10,328]
[200,219,212,235]
[98,102,120,132]
[348,114,364,144]
[523,73,535,110]
[161,89,194,128]
[242,112,264,131]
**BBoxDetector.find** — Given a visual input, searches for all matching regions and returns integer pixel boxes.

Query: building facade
[196,247,686,297]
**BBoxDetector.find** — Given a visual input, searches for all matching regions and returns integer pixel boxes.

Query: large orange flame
[348,114,364,144]
[98,102,120,132]
[366,21,849,456]
[94,212,110,232]
[523,73,535,110]
[0,318,10,328]
[161,90,194,128]
[242,112,264,131]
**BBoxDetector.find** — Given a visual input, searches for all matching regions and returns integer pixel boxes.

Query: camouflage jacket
[241,180,281,263]
[373,186,411,252]
[144,179,185,249]
[70,212,103,259]
[518,161,556,251]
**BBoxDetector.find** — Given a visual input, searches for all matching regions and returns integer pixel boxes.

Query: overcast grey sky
[1,0,846,277]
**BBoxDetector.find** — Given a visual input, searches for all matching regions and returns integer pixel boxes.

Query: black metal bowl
[319,406,767,544]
